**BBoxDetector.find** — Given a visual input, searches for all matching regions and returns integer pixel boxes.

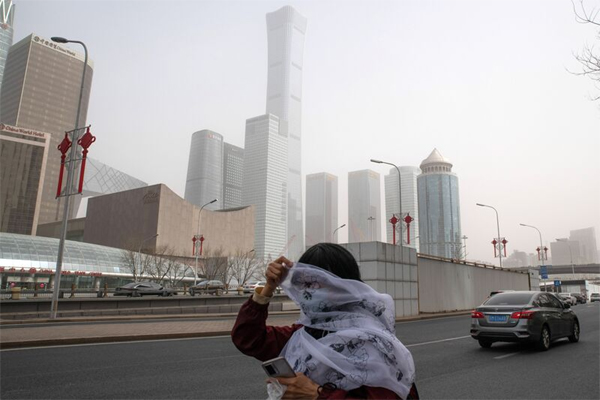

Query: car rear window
[484,292,534,305]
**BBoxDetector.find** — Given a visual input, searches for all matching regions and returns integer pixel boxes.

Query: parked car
[558,293,577,306]
[590,293,600,302]
[189,280,225,296]
[470,291,580,351]
[243,281,266,294]
[570,293,586,304]
[489,289,515,297]
[114,282,177,297]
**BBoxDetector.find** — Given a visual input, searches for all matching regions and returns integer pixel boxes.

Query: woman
[232,243,418,399]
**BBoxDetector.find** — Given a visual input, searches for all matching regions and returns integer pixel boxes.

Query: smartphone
[261,356,296,378]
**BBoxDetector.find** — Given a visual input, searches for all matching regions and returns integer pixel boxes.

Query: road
[1,303,598,399]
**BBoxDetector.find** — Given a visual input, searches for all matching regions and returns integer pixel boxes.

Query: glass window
[484,292,534,305]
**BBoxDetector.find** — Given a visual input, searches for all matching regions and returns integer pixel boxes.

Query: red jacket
[231,297,416,399]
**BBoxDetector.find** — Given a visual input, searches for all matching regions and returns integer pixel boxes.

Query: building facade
[0,123,49,235]
[184,130,223,210]
[569,227,598,264]
[417,149,462,259]
[0,33,94,226]
[384,166,420,249]
[265,6,307,260]
[0,0,15,97]
[348,170,381,243]
[305,172,338,247]
[550,239,582,266]
[222,142,244,209]
[242,114,287,261]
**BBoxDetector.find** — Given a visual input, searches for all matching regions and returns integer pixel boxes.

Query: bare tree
[572,0,600,101]
[121,247,152,282]
[227,249,262,289]
[198,246,229,283]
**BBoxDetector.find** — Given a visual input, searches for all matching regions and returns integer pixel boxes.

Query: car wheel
[133,291,141,298]
[478,340,492,348]
[190,289,195,297]
[568,320,580,343]
[536,325,551,351]
[162,291,168,297]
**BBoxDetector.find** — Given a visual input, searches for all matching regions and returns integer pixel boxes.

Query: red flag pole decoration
[404,214,414,245]
[389,215,398,245]
[543,247,548,262]
[76,127,96,193]
[199,235,205,256]
[56,133,72,198]
[192,236,197,256]
[502,239,508,257]
[536,247,541,261]
[492,239,498,258]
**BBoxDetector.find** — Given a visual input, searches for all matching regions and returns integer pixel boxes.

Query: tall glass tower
[417,149,462,259]
[348,170,381,243]
[184,130,223,210]
[306,172,338,246]
[385,166,420,248]
[0,0,15,98]
[265,6,307,260]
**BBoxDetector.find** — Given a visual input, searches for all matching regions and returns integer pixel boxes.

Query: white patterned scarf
[279,263,416,399]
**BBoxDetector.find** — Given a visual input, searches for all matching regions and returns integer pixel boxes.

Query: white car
[243,281,266,293]
[558,293,577,306]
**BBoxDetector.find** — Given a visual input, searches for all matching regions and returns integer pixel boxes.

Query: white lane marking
[0,335,232,352]
[406,335,471,347]
[494,352,519,360]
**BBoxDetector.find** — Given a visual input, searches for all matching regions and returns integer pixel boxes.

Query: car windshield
[121,282,140,288]
[484,292,534,305]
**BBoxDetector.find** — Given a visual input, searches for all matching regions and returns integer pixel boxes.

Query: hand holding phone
[262,357,296,378]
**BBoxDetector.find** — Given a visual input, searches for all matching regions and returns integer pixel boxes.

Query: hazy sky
[14,0,600,265]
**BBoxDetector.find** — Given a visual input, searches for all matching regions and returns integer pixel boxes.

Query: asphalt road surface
[1,303,598,399]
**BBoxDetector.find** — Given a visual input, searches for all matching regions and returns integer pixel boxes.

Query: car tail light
[471,310,484,318]
[510,310,535,320]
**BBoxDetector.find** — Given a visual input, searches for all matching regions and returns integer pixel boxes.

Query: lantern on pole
[389,215,398,245]
[76,126,96,193]
[403,214,414,245]
[536,247,541,261]
[501,238,508,257]
[56,133,72,198]
[192,236,197,256]
[492,239,498,258]
[199,235,205,256]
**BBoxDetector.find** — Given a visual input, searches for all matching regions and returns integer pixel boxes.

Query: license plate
[488,315,507,322]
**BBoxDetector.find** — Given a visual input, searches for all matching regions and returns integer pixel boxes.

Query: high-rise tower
[306,173,338,246]
[265,6,307,260]
[0,0,15,97]
[184,130,223,210]
[417,149,462,259]
[0,34,94,225]
[348,170,381,243]
[384,166,420,248]
[222,143,244,209]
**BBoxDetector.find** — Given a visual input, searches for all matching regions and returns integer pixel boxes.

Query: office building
[550,239,582,266]
[0,33,94,225]
[0,123,49,235]
[0,0,14,97]
[348,170,381,243]
[569,227,598,264]
[184,130,223,210]
[242,114,287,261]
[222,143,244,209]
[306,173,338,246]
[384,166,420,248]
[417,149,462,259]
[265,6,307,260]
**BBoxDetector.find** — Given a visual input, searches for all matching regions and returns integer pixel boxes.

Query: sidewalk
[0,310,470,350]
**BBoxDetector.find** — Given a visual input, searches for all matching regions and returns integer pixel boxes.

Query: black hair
[298,243,362,282]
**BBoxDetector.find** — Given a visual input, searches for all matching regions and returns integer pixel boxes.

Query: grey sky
[14,0,600,265]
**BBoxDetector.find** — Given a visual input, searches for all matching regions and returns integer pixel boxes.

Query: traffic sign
[540,266,548,279]
[554,280,561,287]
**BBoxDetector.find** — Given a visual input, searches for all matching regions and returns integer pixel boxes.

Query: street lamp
[556,238,575,278]
[332,224,346,243]
[49,36,89,320]
[137,233,159,280]
[371,159,402,244]
[520,223,546,291]
[194,199,217,285]
[476,203,503,268]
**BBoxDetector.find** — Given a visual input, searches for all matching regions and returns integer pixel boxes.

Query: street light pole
[371,159,402,244]
[520,223,546,291]
[137,233,159,280]
[476,203,503,268]
[49,37,89,320]
[195,199,217,286]
[556,238,575,278]
[332,224,346,243]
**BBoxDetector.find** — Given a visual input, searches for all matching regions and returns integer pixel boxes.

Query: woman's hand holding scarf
[262,256,293,298]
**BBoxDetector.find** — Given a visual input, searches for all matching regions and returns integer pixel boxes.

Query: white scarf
[280,263,416,399]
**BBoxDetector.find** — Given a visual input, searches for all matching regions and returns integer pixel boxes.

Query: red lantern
[403,214,414,244]
[56,133,72,198]
[492,239,498,258]
[76,126,96,193]
[389,215,399,245]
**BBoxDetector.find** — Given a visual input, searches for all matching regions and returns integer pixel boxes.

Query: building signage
[143,191,160,204]
[0,267,101,276]
[0,123,48,139]
[31,34,92,66]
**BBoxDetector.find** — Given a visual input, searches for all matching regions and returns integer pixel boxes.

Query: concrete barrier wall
[418,256,530,313]
[342,242,419,318]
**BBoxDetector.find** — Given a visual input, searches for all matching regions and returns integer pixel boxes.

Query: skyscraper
[384,166,420,248]
[569,227,598,264]
[222,143,244,209]
[265,6,307,260]
[417,149,462,259]
[348,170,381,243]
[0,33,93,225]
[0,0,15,97]
[242,114,287,261]
[306,173,338,247]
[0,123,49,235]
[184,130,223,210]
